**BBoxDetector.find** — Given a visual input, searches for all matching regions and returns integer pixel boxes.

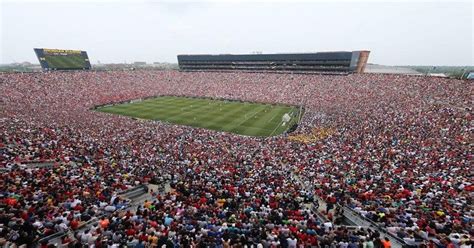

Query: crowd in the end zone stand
[0,70,472,248]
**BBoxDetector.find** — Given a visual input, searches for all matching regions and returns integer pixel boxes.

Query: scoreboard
[34,48,92,70]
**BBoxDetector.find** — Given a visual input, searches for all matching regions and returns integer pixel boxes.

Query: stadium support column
[355,51,370,73]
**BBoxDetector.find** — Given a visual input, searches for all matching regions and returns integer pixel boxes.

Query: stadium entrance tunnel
[94,95,303,137]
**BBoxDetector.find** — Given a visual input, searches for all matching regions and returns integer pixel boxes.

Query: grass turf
[96,96,300,137]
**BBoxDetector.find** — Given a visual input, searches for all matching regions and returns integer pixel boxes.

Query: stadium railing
[339,203,423,248]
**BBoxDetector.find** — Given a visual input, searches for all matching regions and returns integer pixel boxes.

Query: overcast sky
[1,0,472,65]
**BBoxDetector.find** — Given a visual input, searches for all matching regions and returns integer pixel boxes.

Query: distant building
[133,62,147,66]
[428,73,448,78]
[364,64,423,75]
[466,72,474,80]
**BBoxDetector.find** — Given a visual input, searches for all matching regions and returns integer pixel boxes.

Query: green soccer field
[96,96,301,137]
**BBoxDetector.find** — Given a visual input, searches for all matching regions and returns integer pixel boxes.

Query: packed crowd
[0,70,472,247]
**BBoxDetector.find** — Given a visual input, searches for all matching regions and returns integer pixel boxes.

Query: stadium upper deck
[178,51,370,73]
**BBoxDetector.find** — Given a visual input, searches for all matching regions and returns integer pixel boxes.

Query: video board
[34,48,92,70]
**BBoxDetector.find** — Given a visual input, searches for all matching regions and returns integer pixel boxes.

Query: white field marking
[229,105,267,131]
[267,108,283,123]
[269,109,294,136]
[269,119,284,136]
[165,100,222,123]
[238,124,274,132]
[164,102,210,122]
